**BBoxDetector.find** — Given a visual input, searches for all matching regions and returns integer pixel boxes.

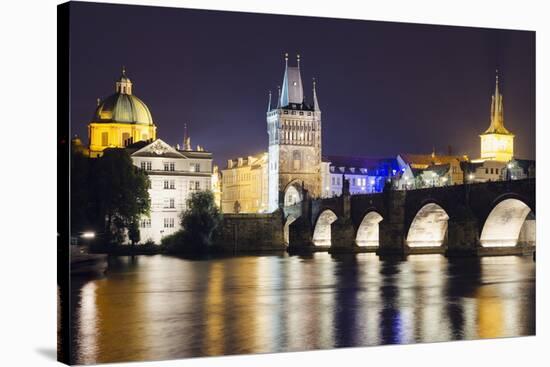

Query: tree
[163,190,222,253]
[128,219,140,245]
[95,149,150,245]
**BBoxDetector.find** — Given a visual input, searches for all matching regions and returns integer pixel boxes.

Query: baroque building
[128,139,213,244]
[479,71,514,162]
[88,68,157,157]
[86,70,213,244]
[267,54,322,211]
[221,153,269,213]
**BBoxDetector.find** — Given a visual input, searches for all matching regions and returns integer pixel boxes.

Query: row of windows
[484,167,500,175]
[283,110,313,116]
[331,176,372,187]
[140,217,176,228]
[100,131,148,146]
[140,161,201,172]
[163,180,176,189]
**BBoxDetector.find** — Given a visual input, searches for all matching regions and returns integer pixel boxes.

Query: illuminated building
[221,153,268,213]
[128,138,213,244]
[321,156,399,197]
[397,153,468,188]
[88,67,157,157]
[267,53,322,211]
[211,165,222,208]
[479,71,514,162]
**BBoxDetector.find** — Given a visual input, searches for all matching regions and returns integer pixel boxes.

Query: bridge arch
[480,198,535,247]
[356,211,383,247]
[313,209,338,247]
[406,202,449,247]
[283,180,303,207]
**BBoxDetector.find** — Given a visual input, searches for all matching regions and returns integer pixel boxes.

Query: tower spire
[183,123,191,150]
[276,85,281,108]
[279,52,304,107]
[313,77,320,111]
[267,90,272,112]
[485,69,509,135]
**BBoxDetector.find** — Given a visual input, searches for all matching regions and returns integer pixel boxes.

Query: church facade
[267,54,322,211]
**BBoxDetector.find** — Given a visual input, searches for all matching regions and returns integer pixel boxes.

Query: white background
[0,0,547,366]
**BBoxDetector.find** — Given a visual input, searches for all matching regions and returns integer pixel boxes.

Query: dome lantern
[115,66,133,95]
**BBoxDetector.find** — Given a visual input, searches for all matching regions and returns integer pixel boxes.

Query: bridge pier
[329,218,357,253]
[445,217,480,257]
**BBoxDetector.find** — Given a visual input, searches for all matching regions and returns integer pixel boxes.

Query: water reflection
[67,253,535,364]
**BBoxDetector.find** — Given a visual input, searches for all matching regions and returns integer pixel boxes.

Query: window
[140,218,151,228]
[122,132,130,146]
[169,180,175,189]
[170,163,175,171]
[164,163,169,171]
[490,168,494,174]
[164,217,175,228]
[485,168,489,174]
[190,163,200,172]
[169,198,175,208]
[495,168,499,174]
[164,180,169,189]
[331,177,335,185]
[101,132,108,146]
[292,150,301,171]
[352,178,356,186]
[189,181,200,192]
[141,161,152,171]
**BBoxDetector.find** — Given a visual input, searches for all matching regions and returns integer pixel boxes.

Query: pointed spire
[313,77,320,111]
[122,65,126,77]
[96,97,101,107]
[276,85,281,108]
[267,90,272,112]
[485,69,510,135]
[183,123,191,150]
[297,54,301,69]
[279,52,304,107]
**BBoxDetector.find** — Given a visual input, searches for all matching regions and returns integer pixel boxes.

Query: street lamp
[442,176,448,186]
[468,173,475,182]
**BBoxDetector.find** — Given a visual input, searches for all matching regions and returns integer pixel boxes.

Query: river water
[68,253,535,364]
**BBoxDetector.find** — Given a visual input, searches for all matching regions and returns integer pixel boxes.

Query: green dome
[94,92,153,125]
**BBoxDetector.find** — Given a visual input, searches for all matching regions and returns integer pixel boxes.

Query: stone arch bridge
[282,178,535,256]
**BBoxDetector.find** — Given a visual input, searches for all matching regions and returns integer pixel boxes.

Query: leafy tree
[95,148,150,245]
[164,190,222,253]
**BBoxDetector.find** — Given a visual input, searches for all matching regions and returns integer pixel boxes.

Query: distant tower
[267,53,322,211]
[480,70,514,162]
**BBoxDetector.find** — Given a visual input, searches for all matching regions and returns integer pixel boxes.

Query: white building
[127,139,213,244]
[321,156,399,197]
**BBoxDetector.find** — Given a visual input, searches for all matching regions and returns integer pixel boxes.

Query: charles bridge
[220,178,535,257]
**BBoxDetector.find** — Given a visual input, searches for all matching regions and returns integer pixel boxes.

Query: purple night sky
[69,2,535,166]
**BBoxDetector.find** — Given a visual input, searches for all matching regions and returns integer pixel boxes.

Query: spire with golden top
[485,69,510,135]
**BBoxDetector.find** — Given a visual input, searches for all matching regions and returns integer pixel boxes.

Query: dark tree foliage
[95,149,150,244]
[163,190,222,253]
[70,147,150,245]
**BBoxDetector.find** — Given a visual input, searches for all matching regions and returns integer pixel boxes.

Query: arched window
[292,150,302,171]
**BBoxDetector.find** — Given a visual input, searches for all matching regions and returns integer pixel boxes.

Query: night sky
[69,2,535,166]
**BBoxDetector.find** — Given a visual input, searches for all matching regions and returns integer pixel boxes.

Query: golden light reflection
[204,262,225,356]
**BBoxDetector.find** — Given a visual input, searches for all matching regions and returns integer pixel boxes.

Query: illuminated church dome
[94,68,153,125]
[88,67,157,157]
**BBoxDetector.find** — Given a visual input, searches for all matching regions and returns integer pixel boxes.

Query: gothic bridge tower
[267,53,322,212]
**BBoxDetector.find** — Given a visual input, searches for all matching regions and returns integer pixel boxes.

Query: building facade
[128,139,213,244]
[267,54,322,211]
[221,153,269,213]
[88,68,157,157]
[321,156,399,197]
[479,72,514,162]
[396,153,468,189]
